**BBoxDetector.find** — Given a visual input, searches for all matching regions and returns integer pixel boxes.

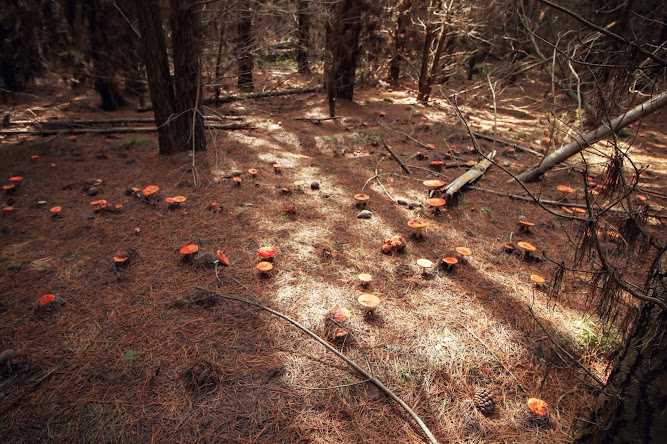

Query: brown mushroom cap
[172,195,187,203]
[517,241,537,253]
[257,261,273,272]
[354,193,370,202]
[423,179,445,190]
[357,293,381,309]
[455,247,471,256]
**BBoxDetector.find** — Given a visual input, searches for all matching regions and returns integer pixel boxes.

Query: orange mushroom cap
[427,197,446,207]
[407,219,430,229]
[165,197,175,204]
[531,274,546,284]
[557,185,574,193]
[354,193,370,202]
[233,177,242,183]
[423,179,445,190]
[90,200,107,206]
[39,293,56,306]
[517,241,537,253]
[172,195,186,203]
[430,160,444,166]
[527,398,550,418]
[519,220,535,227]
[3,206,14,211]
[216,250,230,266]
[114,253,129,263]
[248,168,258,175]
[257,261,273,272]
[455,247,471,256]
[143,185,159,196]
[442,256,458,266]
[426,143,436,150]
[3,184,15,190]
[30,155,39,160]
[257,247,276,258]
[8,176,23,182]
[50,206,62,213]
[180,244,199,255]
[69,135,77,141]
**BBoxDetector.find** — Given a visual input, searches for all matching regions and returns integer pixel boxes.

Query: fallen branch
[527,305,606,388]
[381,137,411,175]
[444,152,496,197]
[467,185,667,219]
[7,116,243,126]
[470,131,545,158]
[0,123,251,136]
[512,89,667,183]
[203,86,321,105]
[195,285,439,444]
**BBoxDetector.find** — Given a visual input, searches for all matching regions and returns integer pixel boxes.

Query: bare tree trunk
[335,0,363,101]
[325,4,339,117]
[575,248,667,443]
[416,17,436,102]
[170,0,205,152]
[388,0,413,86]
[296,0,311,75]
[237,0,254,92]
[213,20,225,105]
[135,0,179,154]
[512,90,667,183]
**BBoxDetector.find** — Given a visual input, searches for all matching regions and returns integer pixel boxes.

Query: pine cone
[474,388,495,415]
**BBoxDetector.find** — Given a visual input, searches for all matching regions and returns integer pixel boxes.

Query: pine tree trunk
[334,0,363,101]
[388,0,413,86]
[576,249,667,443]
[169,0,205,152]
[135,0,179,154]
[296,0,311,75]
[237,0,254,92]
[87,1,124,111]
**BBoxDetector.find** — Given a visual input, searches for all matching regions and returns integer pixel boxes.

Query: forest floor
[0,70,665,443]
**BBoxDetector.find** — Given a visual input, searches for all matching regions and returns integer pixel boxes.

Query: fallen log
[444,151,496,197]
[8,115,244,127]
[204,86,321,105]
[0,122,251,136]
[512,90,667,183]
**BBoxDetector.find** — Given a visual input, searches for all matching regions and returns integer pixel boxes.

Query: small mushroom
[441,256,458,271]
[332,307,351,322]
[257,247,276,261]
[357,293,381,314]
[2,184,15,194]
[273,163,282,174]
[455,247,471,260]
[503,243,515,253]
[248,168,258,177]
[527,397,550,420]
[429,160,444,171]
[293,180,305,190]
[257,261,274,275]
[407,219,429,238]
[233,177,242,186]
[530,274,546,287]
[49,206,62,217]
[423,179,445,191]
[35,293,65,312]
[426,197,446,215]
[519,220,535,233]
[556,185,574,199]
[416,258,434,277]
[517,241,537,259]
[142,185,160,200]
[216,250,230,266]
[358,273,373,287]
[180,244,199,262]
[354,193,370,208]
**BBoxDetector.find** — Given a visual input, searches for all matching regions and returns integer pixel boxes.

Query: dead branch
[0,123,251,136]
[444,152,495,197]
[7,116,243,126]
[381,137,412,175]
[527,305,606,388]
[470,132,545,158]
[203,86,321,105]
[513,90,667,183]
[195,285,439,444]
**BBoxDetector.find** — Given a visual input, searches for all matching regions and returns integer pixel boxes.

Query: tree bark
[296,0,311,75]
[512,90,667,183]
[334,0,363,101]
[388,0,413,86]
[170,0,205,152]
[416,4,437,102]
[575,249,667,443]
[237,0,254,92]
[135,0,179,154]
